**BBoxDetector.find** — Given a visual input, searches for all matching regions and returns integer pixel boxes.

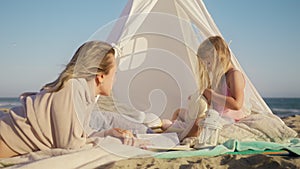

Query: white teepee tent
[95,0,273,119]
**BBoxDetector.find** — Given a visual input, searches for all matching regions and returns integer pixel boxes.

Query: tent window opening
[191,22,205,43]
[119,37,148,71]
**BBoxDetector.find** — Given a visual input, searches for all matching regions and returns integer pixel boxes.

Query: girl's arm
[204,70,245,110]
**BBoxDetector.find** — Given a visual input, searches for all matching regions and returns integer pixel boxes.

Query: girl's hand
[203,88,213,103]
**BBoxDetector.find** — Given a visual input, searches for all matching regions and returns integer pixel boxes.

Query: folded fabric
[218,113,298,144]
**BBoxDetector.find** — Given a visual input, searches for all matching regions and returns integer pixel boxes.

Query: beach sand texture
[101,115,300,169]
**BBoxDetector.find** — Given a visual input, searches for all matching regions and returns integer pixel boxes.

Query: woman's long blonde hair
[41,41,115,93]
[197,36,231,90]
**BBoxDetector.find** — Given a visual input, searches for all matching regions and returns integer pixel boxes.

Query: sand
[101,154,300,169]
[102,115,300,169]
[0,108,9,113]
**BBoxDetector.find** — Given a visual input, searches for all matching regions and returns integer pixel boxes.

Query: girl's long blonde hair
[197,36,231,90]
[41,41,115,93]
[197,58,210,94]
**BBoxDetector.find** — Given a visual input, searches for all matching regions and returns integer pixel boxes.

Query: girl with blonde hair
[199,35,249,121]
[163,35,249,140]
[0,41,134,158]
[161,52,210,140]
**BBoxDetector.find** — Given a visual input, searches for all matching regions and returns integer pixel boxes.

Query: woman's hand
[105,128,152,148]
[106,128,134,138]
[105,128,135,145]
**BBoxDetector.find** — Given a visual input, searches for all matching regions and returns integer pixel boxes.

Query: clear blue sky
[0,0,299,98]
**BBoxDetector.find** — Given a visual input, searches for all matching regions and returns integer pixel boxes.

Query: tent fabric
[92,0,273,122]
[87,0,285,143]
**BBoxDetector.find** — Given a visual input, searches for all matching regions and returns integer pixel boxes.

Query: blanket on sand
[1,138,299,168]
[155,138,300,159]
[0,137,154,169]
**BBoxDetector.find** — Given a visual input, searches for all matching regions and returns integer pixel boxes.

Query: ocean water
[264,98,300,117]
[0,97,300,118]
[0,97,21,109]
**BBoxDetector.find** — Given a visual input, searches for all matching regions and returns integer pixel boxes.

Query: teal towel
[154,138,300,159]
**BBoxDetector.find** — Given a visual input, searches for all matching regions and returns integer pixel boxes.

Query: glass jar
[194,109,222,149]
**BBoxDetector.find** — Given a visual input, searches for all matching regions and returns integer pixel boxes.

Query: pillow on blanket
[90,111,148,134]
[218,113,297,143]
[144,113,162,128]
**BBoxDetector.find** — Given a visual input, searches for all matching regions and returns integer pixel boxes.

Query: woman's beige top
[0,78,96,154]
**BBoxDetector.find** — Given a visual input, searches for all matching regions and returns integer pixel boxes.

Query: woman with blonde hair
[0,41,134,158]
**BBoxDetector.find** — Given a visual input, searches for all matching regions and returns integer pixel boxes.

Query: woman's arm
[204,71,245,110]
[90,128,133,138]
[90,128,137,146]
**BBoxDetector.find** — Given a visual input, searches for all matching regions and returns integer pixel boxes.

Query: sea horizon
[1,97,300,118]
